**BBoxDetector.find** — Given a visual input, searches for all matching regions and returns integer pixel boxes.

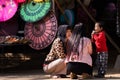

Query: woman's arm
[55,39,66,58]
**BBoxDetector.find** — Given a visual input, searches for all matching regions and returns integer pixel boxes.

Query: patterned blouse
[45,38,66,63]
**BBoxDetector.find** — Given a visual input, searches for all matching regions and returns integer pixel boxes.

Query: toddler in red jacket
[91,22,108,78]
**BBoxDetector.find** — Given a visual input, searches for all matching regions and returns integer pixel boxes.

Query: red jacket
[92,31,108,52]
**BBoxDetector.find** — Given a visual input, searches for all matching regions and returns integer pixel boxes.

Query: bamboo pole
[77,0,120,53]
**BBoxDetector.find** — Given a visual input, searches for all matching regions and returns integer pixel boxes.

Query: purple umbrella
[0,0,18,22]
[24,12,58,50]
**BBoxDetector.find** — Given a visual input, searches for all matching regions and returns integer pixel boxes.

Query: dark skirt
[67,62,93,75]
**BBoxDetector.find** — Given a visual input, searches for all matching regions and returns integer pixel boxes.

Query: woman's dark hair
[57,25,72,54]
[66,23,84,57]
[66,26,73,32]
[57,25,72,39]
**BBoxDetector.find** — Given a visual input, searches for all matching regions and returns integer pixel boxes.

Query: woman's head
[57,25,72,41]
[67,23,84,54]
[66,27,72,40]
[72,23,84,38]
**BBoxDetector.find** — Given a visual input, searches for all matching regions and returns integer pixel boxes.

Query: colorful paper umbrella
[20,0,51,22]
[15,0,25,3]
[33,0,44,3]
[0,0,18,22]
[24,12,58,50]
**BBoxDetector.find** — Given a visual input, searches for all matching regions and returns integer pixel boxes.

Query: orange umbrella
[33,0,44,3]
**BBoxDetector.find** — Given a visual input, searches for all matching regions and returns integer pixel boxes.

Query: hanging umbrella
[15,0,25,3]
[24,12,58,50]
[33,0,44,3]
[20,0,51,22]
[0,0,18,22]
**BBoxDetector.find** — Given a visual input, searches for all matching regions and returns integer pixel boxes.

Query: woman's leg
[43,58,66,75]
[67,62,92,75]
[67,62,92,79]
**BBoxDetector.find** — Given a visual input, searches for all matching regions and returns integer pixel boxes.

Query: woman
[43,25,72,78]
[65,23,93,79]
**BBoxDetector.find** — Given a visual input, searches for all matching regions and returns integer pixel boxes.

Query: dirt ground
[0,45,120,80]
[0,68,120,80]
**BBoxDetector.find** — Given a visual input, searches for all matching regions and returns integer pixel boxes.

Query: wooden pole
[77,0,120,53]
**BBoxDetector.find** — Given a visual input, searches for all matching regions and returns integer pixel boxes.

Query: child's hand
[91,30,96,35]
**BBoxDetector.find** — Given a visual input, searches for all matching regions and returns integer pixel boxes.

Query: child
[91,22,108,78]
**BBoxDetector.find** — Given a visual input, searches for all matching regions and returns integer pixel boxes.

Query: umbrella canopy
[0,0,18,22]
[24,12,58,50]
[20,0,51,22]
[15,0,25,3]
[33,0,44,3]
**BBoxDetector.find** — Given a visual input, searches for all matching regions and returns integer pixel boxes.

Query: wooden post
[117,0,120,36]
